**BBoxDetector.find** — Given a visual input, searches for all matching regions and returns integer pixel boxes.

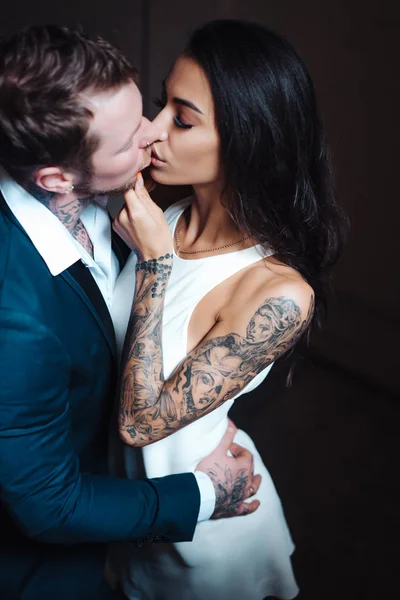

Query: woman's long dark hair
[185,20,348,378]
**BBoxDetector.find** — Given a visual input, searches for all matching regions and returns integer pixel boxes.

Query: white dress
[109,199,299,600]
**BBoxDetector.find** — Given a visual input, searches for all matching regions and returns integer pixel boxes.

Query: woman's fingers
[144,174,157,193]
[123,173,161,224]
[123,186,144,217]
[134,172,158,210]
[112,206,136,249]
[114,172,173,258]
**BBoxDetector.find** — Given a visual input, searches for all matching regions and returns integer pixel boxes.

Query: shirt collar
[0,166,106,276]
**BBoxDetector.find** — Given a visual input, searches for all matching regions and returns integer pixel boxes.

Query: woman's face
[149,56,222,187]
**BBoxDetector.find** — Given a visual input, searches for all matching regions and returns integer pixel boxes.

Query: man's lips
[142,154,152,169]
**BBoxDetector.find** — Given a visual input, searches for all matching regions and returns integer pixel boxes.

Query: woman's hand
[112,172,173,261]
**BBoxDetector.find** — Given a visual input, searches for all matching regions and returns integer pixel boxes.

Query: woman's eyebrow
[172,97,203,114]
[162,79,203,114]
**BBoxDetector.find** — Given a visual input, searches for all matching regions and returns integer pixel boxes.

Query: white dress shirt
[0,168,215,522]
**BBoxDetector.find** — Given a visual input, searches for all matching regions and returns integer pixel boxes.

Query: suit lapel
[0,191,17,223]
[61,261,117,361]
[1,191,118,360]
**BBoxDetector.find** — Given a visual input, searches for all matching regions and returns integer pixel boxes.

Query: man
[0,25,260,600]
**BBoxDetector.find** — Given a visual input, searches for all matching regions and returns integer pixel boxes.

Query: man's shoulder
[0,210,63,324]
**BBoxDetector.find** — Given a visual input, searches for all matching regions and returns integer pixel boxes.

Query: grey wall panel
[145,0,237,117]
[0,0,144,70]
[1,1,398,387]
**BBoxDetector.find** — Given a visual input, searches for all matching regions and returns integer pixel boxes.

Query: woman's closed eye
[154,97,193,130]
[173,114,192,129]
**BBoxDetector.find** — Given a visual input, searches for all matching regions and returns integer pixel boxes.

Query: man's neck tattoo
[30,185,94,258]
[40,195,91,234]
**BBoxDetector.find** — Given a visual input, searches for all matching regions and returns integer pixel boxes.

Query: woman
[110,19,347,600]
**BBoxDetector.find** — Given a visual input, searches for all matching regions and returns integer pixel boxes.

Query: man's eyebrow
[162,78,203,115]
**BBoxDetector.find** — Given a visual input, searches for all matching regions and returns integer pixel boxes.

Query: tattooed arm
[119,262,314,447]
[113,180,262,518]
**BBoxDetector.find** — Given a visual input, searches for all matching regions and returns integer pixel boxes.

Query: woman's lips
[151,148,166,167]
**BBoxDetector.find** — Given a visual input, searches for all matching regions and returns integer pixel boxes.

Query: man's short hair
[0,25,137,184]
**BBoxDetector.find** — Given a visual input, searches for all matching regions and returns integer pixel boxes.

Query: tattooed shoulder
[245,291,314,355]
[119,273,314,446]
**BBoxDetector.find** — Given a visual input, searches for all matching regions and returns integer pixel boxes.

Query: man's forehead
[84,81,143,136]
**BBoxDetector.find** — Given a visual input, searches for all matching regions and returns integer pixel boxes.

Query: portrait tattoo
[119,282,314,446]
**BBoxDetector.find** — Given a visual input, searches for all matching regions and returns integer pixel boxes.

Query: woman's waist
[142,414,265,479]
[142,407,233,476]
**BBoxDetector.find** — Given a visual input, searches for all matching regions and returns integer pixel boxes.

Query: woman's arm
[113,176,314,447]
[119,271,314,446]
[118,250,173,443]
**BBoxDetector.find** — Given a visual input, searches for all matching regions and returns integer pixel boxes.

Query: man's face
[82,81,156,195]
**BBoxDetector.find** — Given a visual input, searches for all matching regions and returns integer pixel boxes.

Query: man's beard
[73,174,137,199]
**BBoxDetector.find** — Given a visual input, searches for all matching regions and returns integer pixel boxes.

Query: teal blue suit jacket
[0,192,200,599]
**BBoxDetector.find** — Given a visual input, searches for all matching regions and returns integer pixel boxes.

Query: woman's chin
[148,166,164,182]
[148,167,180,186]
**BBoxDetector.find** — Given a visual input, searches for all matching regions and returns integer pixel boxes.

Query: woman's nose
[139,117,168,149]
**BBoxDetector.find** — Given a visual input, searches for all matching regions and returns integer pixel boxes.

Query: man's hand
[195,420,261,519]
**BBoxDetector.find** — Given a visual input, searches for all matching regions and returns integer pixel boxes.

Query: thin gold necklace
[174,208,250,256]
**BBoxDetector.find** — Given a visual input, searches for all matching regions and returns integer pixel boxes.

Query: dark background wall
[1,2,399,598]
[2,0,397,390]
[142,0,400,394]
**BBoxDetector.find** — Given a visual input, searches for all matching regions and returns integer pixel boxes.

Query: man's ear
[34,167,74,195]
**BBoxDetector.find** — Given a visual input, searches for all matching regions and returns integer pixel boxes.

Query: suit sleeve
[0,309,200,544]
